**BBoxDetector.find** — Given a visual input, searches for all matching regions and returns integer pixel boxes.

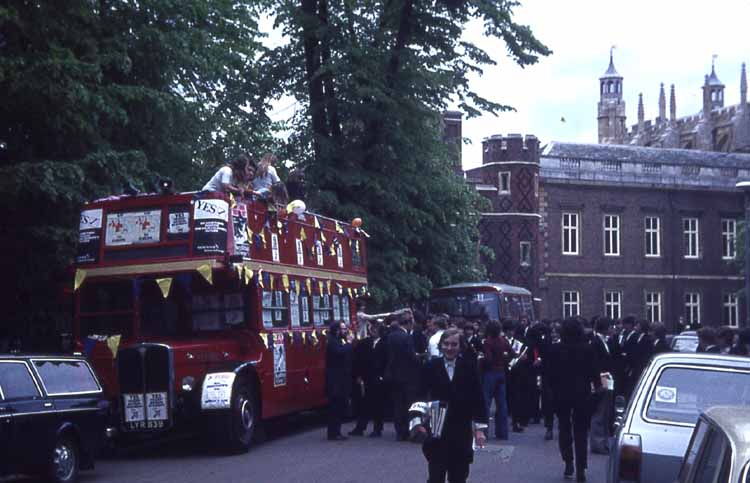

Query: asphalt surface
[9,414,609,483]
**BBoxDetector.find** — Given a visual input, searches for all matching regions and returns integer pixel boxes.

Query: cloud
[459,0,750,169]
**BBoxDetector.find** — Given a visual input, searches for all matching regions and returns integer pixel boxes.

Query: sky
[263,0,750,171]
[458,0,750,169]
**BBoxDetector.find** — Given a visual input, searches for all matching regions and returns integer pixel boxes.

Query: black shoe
[545,429,553,441]
[327,434,348,441]
[564,462,574,479]
[368,431,382,438]
[512,423,524,433]
[576,470,586,482]
[348,429,365,436]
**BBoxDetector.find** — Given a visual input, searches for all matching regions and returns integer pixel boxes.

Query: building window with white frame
[684,292,701,325]
[723,293,739,327]
[683,218,700,259]
[644,216,661,257]
[721,218,737,260]
[604,291,622,320]
[562,212,579,255]
[603,215,620,256]
[520,241,531,266]
[562,291,580,318]
[645,292,662,322]
[499,172,511,194]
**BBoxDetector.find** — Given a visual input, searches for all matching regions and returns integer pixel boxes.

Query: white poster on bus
[273,333,287,387]
[105,210,161,246]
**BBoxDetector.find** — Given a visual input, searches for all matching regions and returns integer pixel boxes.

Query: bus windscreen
[429,293,500,320]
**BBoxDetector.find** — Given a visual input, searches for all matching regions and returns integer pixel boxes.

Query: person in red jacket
[481,321,514,440]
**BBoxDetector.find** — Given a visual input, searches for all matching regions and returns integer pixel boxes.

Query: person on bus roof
[202,154,255,195]
[252,153,281,196]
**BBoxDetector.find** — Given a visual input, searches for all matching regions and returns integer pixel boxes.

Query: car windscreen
[429,292,500,320]
[645,366,750,425]
[32,360,101,395]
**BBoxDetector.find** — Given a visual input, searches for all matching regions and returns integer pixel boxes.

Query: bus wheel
[224,380,257,452]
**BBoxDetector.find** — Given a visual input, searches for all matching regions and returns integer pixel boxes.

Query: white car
[607,353,750,483]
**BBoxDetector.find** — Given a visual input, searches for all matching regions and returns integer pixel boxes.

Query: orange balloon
[352,217,363,228]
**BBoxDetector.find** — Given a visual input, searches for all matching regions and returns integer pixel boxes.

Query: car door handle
[43,402,53,408]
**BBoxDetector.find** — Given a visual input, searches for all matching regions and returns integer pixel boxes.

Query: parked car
[0,355,109,482]
[607,353,750,483]
[675,406,750,483]
[671,335,699,353]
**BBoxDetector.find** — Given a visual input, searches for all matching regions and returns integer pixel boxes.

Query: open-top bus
[72,190,367,450]
[428,282,534,322]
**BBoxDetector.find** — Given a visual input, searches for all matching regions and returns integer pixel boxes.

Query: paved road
[11,415,608,483]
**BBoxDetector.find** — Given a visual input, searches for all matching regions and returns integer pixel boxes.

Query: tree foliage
[266,0,550,304]
[0,1,274,331]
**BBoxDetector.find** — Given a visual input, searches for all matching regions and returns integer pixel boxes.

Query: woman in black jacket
[545,318,601,482]
[325,321,353,441]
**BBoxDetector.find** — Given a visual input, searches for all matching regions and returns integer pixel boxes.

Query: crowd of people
[324,307,750,483]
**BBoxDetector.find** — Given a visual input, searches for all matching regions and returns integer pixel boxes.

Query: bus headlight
[181,376,196,392]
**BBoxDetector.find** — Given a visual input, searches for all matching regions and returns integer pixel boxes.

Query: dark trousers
[556,401,591,471]
[541,377,555,429]
[353,379,385,433]
[427,456,470,483]
[327,395,346,438]
[590,390,612,453]
[391,382,414,439]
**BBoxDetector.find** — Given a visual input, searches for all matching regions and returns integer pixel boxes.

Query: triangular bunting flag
[300,228,307,242]
[347,287,353,298]
[326,280,332,294]
[306,278,312,294]
[197,263,213,284]
[229,193,236,209]
[314,216,321,229]
[235,264,243,282]
[106,335,121,359]
[328,243,336,256]
[282,274,290,292]
[74,269,87,292]
[269,274,275,290]
[244,267,253,285]
[156,278,173,298]
[259,333,267,349]
[260,230,266,246]
[246,226,254,246]
[294,280,301,296]
[335,221,344,234]
[318,281,324,295]
[258,268,265,288]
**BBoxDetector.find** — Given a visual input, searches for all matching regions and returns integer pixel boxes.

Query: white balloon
[287,199,306,215]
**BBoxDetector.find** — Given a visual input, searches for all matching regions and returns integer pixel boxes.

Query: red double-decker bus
[71,190,368,450]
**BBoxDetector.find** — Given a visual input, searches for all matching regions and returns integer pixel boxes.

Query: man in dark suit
[697,327,721,353]
[325,321,353,441]
[418,328,488,483]
[350,321,388,437]
[650,323,670,355]
[385,314,420,441]
[620,316,640,400]
[589,317,613,454]
[546,318,601,482]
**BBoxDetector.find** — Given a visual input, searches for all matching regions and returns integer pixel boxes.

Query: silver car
[607,353,750,483]
[676,406,750,483]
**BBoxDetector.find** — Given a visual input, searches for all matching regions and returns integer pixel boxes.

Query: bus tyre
[49,436,80,483]
[222,380,256,452]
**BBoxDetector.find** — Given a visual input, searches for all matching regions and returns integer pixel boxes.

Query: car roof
[0,354,87,362]
[703,406,750,463]
[432,282,532,296]
[650,352,750,369]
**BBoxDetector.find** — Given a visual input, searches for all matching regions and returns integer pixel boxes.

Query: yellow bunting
[300,228,307,242]
[336,221,344,234]
[260,230,266,246]
[326,280,332,294]
[306,278,312,294]
[270,274,275,290]
[73,269,87,292]
[282,274,290,293]
[295,280,301,296]
[246,226,254,245]
[244,267,253,285]
[347,288,353,298]
[320,231,327,243]
[288,330,293,338]
[258,268,264,288]
[314,216,321,229]
[259,333,267,349]
[229,193,236,209]
[197,263,213,284]
[322,328,328,336]
[234,264,243,282]
[156,278,173,298]
[318,281,324,295]
[329,244,336,256]
[106,335,121,359]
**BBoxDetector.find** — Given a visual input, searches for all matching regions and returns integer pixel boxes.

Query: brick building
[465,136,750,330]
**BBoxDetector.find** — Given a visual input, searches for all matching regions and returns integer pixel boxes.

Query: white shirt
[202,166,234,192]
[253,165,281,194]
[428,330,444,358]
[444,358,456,381]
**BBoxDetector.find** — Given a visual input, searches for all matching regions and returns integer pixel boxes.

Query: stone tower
[706,61,725,110]
[598,51,627,144]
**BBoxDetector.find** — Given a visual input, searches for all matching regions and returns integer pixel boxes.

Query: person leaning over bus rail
[202,154,255,195]
[252,153,281,197]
